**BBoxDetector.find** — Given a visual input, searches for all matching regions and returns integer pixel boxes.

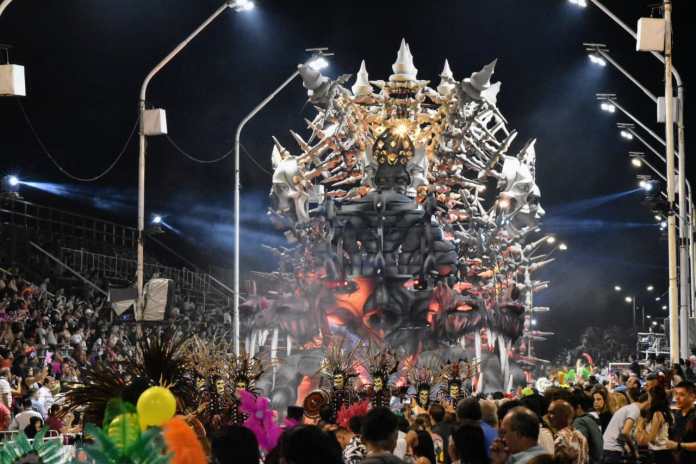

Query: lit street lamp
[136,0,254,320]
[572,0,686,365]
[232,50,331,355]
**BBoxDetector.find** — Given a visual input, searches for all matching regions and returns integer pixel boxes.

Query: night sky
[1,0,694,359]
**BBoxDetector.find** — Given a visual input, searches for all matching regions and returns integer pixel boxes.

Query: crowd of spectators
[217,362,696,464]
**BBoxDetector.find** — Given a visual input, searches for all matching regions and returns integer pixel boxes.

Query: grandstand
[0,195,234,315]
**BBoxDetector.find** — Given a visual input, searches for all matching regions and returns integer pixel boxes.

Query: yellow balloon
[137,386,177,429]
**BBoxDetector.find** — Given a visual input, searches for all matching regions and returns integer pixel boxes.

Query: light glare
[614,285,622,292]
[8,176,19,187]
[307,56,329,71]
[546,236,556,245]
[620,130,634,140]
[631,158,642,168]
[152,215,162,224]
[558,243,568,251]
[646,285,654,292]
[590,55,607,67]
[625,296,633,303]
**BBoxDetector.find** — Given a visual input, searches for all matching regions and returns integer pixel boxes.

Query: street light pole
[663,0,679,363]
[233,69,301,355]
[0,0,15,17]
[136,0,250,318]
[584,0,686,364]
[231,52,330,355]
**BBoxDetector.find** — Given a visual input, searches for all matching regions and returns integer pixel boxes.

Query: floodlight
[631,157,642,168]
[625,296,633,303]
[661,305,667,310]
[652,321,658,326]
[655,296,661,301]
[307,56,329,71]
[589,55,607,67]
[639,180,652,191]
[1,175,21,197]
[558,243,568,251]
[229,0,254,11]
[620,130,634,140]
[546,236,556,245]
[569,0,588,7]
[654,214,662,221]
[600,102,615,112]
[660,221,667,228]
[646,285,654,292]
[152,215,162,224]
[614,285,622,292]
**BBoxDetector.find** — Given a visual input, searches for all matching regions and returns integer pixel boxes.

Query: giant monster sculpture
[247,40,552,413]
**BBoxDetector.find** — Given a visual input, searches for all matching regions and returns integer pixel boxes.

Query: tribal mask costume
[319,338,361,423]
[366,348,399,409]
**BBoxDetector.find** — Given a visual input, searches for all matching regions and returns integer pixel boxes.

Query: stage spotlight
[660,220,667,229]
[631,158,642,168]
[152,215,162,224]
[652,321,658,326]
[558,243,568,251]
[654,214,662,221]
[620,130,634,140]
[646,285,654,292]
[600,102,615,112]
[655,297,661,302]
[639,180,653,192]
[614,285,622,292]
[307,56,329,71]
[569,0,588,7]
[546,236,556,245]
[625,296,633,303]
[661,305,667,310]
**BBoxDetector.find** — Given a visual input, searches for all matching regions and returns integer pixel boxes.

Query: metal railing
[0,197,137,250]
[61,247,233,306]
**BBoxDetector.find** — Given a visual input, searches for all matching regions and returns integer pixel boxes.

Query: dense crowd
[3,262,696,464]
[213,365,696,464]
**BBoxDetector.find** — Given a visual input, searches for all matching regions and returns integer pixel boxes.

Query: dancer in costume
[366,348,399,409]
[320,338,361,423]
[438,359,479,405]
[408,366,435,415]
[230,351,264,424]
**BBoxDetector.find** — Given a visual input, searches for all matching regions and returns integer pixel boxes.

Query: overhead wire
[16,99,138,182]
[165,133,271,175]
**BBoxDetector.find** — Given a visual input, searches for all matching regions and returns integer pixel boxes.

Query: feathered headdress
[407,365,436,391]
[230,351,264,392]
[368,348,399,381]
[440,358,479,386]
[320,337,362,380]
[62,329,195,426]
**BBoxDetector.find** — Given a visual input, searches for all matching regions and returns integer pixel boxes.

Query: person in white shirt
[10,398,42,431]
[0,369,12,409]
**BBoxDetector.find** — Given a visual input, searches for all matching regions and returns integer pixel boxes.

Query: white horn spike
[352,60,372,97]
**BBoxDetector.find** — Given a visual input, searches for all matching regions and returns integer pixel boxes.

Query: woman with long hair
[636,386,673,464]
[591,387,612,432]
[410,430,437,464]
